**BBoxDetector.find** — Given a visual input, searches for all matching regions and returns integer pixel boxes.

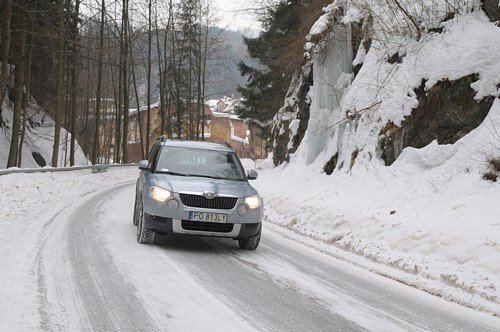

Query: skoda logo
[203,191,216,199]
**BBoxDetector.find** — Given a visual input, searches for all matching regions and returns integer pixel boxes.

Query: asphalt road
[38,184,500,331]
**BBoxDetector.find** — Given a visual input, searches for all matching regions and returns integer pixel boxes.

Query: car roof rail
[157,135,167,143]
[214,139,232,149]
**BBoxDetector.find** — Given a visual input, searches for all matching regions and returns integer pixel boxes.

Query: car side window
[147,144,160,170]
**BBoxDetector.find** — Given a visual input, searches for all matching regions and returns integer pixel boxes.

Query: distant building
[126,98,267,162]
[128,103,212,162]
[216,99,228,112]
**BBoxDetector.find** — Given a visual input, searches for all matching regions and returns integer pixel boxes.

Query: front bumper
[145,213,261,239]
[142,190,263,240]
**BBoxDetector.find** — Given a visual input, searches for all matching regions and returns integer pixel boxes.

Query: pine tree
[236,0,301,128]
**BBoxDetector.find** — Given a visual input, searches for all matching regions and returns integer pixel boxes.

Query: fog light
[167,199,179,210]
[237,204,248,216]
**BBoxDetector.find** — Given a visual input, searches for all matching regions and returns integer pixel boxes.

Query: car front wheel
[137,200,156,244]
[238,228,261,250]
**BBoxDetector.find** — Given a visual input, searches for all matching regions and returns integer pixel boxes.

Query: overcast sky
[212,0,261,33]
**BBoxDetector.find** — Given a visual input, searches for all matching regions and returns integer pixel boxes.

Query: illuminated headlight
[244,195,262,209]
[150,186,171,202]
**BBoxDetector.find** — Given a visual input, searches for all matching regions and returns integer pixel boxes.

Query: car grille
[180,194,237,210]
[181,220,234,233]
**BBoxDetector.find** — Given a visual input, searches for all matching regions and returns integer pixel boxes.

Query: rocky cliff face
[380,74,495,166]
[271,63,313,165]
[270,0,500,173]
[271,4,366,166]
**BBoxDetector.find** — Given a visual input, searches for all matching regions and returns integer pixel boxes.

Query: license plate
[188,211,228,223]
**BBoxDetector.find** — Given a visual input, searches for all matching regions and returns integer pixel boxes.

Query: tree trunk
[17,26,34,167]
[201,8,211,141]
[170,0,183,139]
[83,43,91,157]
[164,7,172,138]
[121,0,130,163]
[155,7,165,136]
[70,0,80,166]
[146,0,152,152]
[7,1,26,168]
[196,16,203,141]
[0,0,12,126]
[115,24,123,164]
[131,60,145,160]
[91,0,106,165]
[51,0,67,167]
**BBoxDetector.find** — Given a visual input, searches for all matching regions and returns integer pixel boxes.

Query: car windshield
[155,146,246,181]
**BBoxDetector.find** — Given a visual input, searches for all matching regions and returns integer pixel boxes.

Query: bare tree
[7,0,27,168]
[70,0,81,166]
[91,0,106,164]
[17,6,36,167]
[0,0,12,126]
[51,0,68,167]
[145,0,153,152]
[121,0,130,163]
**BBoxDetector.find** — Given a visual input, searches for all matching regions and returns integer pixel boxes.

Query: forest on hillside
[0,0,257,168]
[2,0,499,169]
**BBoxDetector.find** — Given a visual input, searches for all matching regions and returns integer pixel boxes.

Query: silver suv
[133,137,263,250]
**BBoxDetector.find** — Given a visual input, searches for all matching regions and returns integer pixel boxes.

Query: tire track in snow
[67,183,161,332]
[36,208,66,332]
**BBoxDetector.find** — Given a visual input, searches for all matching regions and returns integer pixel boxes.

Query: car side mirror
[246,169,258,180]
[138,160,149,171]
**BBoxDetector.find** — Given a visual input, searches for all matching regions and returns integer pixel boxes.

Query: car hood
[151,174,258,197]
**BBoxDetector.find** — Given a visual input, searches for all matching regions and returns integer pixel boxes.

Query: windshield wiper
[186,174,244,181]
[157,170,188,176]
[185,174,221,179]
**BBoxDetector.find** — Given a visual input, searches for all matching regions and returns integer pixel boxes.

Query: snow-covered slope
[262,0,500,316]
[0,92,88,169]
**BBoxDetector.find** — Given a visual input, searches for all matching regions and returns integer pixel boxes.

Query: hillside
[0,92,87,168]
[264,0,500,315]
[131,28,257,106]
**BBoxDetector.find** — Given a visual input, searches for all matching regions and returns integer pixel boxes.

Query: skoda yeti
[133,137,263,250]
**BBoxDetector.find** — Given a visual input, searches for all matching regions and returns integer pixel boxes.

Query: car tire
[137,200,156,244]
[133,194,140,226]
[238,228,261,250]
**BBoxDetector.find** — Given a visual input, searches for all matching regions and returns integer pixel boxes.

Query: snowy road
[22,182,499,331]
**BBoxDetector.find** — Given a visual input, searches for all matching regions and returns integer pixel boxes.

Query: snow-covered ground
[0,93,88,169]
[1,166,500,331]
[252,146,500,316]
[1,2,499,325]
[0,167,138,330]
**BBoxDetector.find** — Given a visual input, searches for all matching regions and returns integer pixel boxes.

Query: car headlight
[150,186,171,202]
[244,195,262,209]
